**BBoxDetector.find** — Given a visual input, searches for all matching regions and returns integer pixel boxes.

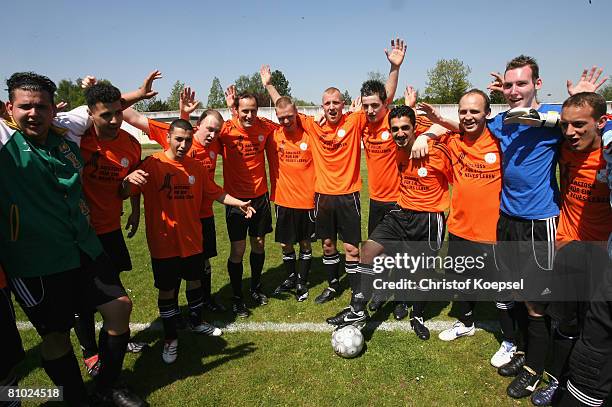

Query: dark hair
[84,83,121,107]
[360,80,387,103]
[562,92,607,120]
[169,118,193,134]
[505,55,539,83]
[234,92,258,109]
[388,105,416,127]
[460,88,491,112]
[6,72,56,103]
[197,109,223,125]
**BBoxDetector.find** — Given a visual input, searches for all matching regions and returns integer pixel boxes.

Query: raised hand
[416,102,443,124]
[139,70,163,100]
[260,65,272,86]
[567,66,608,95]
[179,86,200,115]
[384,37,407,67]
[404,85,417,108]
[225,85,236,109]
[349,96,362,113]
[55,101,68,112]
[487,72,504,94]
[80,75,97,89]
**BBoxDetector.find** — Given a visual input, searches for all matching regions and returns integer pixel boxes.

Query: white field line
[16,320,499,333]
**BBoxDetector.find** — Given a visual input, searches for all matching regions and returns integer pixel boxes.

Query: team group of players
[1,38,611,406]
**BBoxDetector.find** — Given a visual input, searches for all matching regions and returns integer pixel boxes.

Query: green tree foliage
[146,97,170,112]
[166,80,185,111]
[207,77,226,108]
[342,90,352,105]
[233,69,293,107]
[489,90,506,104]
[599,85,612,101]
[293,99,316,106]
[423,59,472,104]
[270,70,292,98]
[367,71,387,83]
[55,79,86,109]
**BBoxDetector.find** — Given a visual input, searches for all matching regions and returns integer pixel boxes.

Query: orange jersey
[299,111,367,195]
[147,119,221,218]
[218,117,277,198]
[442,128,502,242]
[138,152,223,259]
[80,128,142,234]
[266,126,315,209]
[397,139,451,212]
[557,143,611,242]
[363,114,432,201]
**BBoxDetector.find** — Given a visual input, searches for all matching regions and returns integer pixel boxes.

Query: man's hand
[125,210,140,238]
[81,75,97,89]
[504,107,559,127]
[138,70,163,100]
[410,135,430,159]
[238,200,256,219]
[260,65,272,87]
[384,38,407,68]
[404,86,417,109]
[567,66,608,96]
[349,96,362,113]
[55,101,68,112]
[416,102,442,124]
[225,85,236,109]
[487,72,504,94]
[180,86,199,117]
[124,169,149,187]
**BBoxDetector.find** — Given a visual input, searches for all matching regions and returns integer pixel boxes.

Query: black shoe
[393,302,410,320]
[273,278,296,295]
[203,297,227,313]
[314,286,338,304]
[368,294,386,312]
[232,298,250,318]
[96,386,147,407]
[174,314,188,330]
[530,375,559,406]
[326,307,368,328]
[410,314,430,340]
[126,341,149,353]
[295,284,309,302]
[250,290,268,306]
[498,351,526,377]
[507,367,541,399]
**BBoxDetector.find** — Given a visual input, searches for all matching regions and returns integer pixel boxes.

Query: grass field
[15,149,537,406]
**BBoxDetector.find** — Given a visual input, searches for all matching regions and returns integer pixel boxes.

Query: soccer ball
[331,325,364,358]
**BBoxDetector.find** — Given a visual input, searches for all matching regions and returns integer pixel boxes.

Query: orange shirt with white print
[397,139,452,212]
[266,126,315,209]
[80,127,142,234]
[363,113,433,202]
[147,119,221,218]
[441,128,501,243]
[557,143,611,242]
[299,111,367,195]
[218,117,277,198]
[138,151,223,259]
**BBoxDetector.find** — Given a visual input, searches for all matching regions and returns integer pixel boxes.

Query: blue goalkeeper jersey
[487,103,563,220]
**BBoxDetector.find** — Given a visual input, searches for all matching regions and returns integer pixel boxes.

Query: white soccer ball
[331,325,364,358]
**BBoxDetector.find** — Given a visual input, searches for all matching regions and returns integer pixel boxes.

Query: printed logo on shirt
[159,173,176,199]
[300,142,308,151]
[381,131,390,141]
[120,157,130,168]
[188,175,196,185]
[85,151,101,174]
[258,135,264,142]
[417,167,428,177]
[209,151,216,159]
[484,152,497,164]
[58,141,82,170]
[337,129,346,138]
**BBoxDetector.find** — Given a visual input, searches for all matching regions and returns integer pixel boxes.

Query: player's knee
[250,236,265,253]
[344,244,359,259]
[230,240,247,260]
[41,331,72,359]
[298,240,312,252]
[113,295,133,317]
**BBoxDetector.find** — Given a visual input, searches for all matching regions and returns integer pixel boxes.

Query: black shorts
[151,253,204,291]
[98,228,132,272]
[226,193,273,242]
[274,205,315,245]
[314,192,361,246]
[369,208,445,252]
[445,233,497,275]
[8,253,127,337]
[201,216,218,259]
[368,199,397,236]
[1,287,25,378]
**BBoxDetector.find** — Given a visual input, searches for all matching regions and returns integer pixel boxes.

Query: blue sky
[1,0,609,105]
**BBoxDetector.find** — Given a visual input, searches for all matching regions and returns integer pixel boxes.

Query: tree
[55,79,86,110]
[366,71,387,83]
[166,80,185,111]
[489,90,506,104]
[423,58,472,104]
[293,99,315,106]
[599,84,612,101]
[270,70,291,97]
[234,73,269,106]
[147,97,170,112]
[207,77,225,108]
[342,90,352,105]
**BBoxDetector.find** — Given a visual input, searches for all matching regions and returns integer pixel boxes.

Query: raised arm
[417,102,459,132]
[224,85,238,118]
[179,86,199,120]
[260,65,282,104]
[120,70,163,109]
[123,107,150,133]
[384,38,407,104]
[567,66,608,95]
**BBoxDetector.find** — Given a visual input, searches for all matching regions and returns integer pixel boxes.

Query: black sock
[202,262,212,301]
[412,301,426,318]
[512,302,529,352]
[158,298,179,340]
[250,252,265,291]
[350,263,374,312]
[496,301,516,343]
[546,326,578,380]
[525,315,549,375]
[297,250,312,285]
[322,252,340,288]
[186,287,204,326]
[42,351,86,405]
[456,301,475,327]
[282,251,296,281]
[227,260,244,298]
[96,329,129,391]
[74,310,99,358]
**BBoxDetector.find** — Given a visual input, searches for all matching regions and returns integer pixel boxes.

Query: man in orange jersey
[265,96,316,302]
[536,93,612,406]
[327,105,451,340]
[121,119,254,364]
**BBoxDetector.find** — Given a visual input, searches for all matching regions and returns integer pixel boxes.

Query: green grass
[15,151,530,406]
